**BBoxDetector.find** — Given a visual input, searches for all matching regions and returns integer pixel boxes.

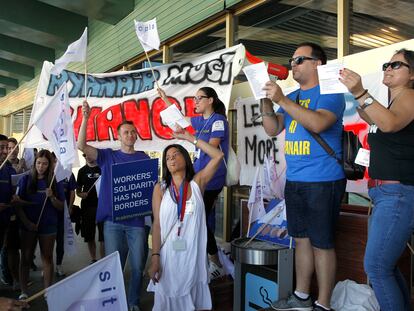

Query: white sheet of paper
[11,171,30,187]
[317,63,348,94]
[160,105,191,131]
[355,148,370,167]
[242,62,270,100]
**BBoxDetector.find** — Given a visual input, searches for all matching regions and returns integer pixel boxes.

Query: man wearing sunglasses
[261,43,346,311]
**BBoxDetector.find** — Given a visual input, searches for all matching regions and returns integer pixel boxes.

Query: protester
[76,153,104,263]
[0,297,28,311]
[78,101,149,311]
[7,138,27,174]
[148,128,224,311]
[0,135,17,289]
[158,87,229,279]
[13,149,65,300]
[261,42,346,311]
[339,49,414,311]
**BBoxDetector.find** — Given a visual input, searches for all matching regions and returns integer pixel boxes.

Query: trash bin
[231,237,293,311]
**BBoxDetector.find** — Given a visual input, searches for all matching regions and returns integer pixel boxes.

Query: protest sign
[111,158,158,222]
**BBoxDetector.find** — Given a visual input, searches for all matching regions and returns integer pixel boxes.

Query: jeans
[364,183,414,311]
[104,221,146,308]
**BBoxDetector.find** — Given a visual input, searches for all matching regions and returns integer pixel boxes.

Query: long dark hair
[396,48,414,89]
[198,87,226,117]
[28,149,56,194]
[162,144,195,188]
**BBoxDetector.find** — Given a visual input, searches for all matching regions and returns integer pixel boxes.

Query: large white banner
[26,45,245,152]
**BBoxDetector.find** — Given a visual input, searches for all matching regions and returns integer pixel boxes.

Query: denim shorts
[285,179,346,249]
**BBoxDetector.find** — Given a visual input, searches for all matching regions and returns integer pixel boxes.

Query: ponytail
[198,87,226,117]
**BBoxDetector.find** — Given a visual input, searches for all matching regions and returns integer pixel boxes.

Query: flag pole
[84,62,88,101]
[0,124,34,171]
[243,207,284,247]
[25,288,46,303]
[86,177,100,194]
[144,50,160,89]
[36,172,57,227]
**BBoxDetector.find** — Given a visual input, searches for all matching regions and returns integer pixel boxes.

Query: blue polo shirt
[96,148,149,227]
[278,85,345,182]
[191,113,229,190]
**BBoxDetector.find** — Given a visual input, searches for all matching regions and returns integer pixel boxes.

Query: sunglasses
[382,61,410,71]
[193,95,209,102]
[289,56,318,65]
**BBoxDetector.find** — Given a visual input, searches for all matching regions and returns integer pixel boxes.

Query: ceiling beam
[0,34,55,66]
[37,0,134,25]
[0,58,34,81]
[0,76,18,90]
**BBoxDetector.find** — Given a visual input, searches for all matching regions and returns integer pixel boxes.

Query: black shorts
[81,204,104,242]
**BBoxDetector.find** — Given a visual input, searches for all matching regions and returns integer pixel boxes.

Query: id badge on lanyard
[171,181,189,251]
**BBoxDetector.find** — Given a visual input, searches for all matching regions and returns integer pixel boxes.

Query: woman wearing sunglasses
[158,87,229,280]
[148,129,224,310]
[340,49,414,311]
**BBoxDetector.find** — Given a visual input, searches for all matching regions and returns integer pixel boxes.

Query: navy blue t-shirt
[191,113,229,190]
[0,163,16,224]
[96,149,149,227]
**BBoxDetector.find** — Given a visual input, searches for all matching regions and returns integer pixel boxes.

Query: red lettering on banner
[96,104,123,141]
[73,106,103,141]
[123,99,152,140]
[345,122,370,178]
[184,97,200,135]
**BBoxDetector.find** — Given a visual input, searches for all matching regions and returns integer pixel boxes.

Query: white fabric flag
[46,251,127,311]
[248,167,266,223]
[134,18,160,52]
[54,161,72,183]
[51,27,88,75]
[262,155,285,199]
[35,83,79,171]
[22,148,35,169]
[63,200,76,255]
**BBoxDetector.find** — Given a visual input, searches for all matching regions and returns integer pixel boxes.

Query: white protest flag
[63,200,76,255]
[46,251,127,311]
[22,148,35,169]
[51,27,87,75]
[36,82,79,171]
[248,167,266,223]
[54,160,73,183]
[134,18,160,52]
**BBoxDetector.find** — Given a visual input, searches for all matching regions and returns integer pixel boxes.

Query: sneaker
[313,305,331,311]
[18,293,28,300]
[55,265,66,277]
[271,293,312,310]
[209,261,225,280]
[1,276,13,286]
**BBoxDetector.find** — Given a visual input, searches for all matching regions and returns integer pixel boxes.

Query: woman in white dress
[148,128,224,311]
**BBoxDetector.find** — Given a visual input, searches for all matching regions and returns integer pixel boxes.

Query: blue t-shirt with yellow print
[278,85,345,182]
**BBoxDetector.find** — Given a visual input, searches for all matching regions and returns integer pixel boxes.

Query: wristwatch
[360,95,374,110]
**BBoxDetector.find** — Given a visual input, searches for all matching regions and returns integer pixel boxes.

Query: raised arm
[261,98,285,136]
[173,129,224,193]
[340,68,414,132]
[77,101,98,161]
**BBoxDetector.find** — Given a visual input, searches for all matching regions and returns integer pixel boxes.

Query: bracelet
[354,89,368,100]
[193,139,198,146]
[152,253,160,257]
[262,111,276,117]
